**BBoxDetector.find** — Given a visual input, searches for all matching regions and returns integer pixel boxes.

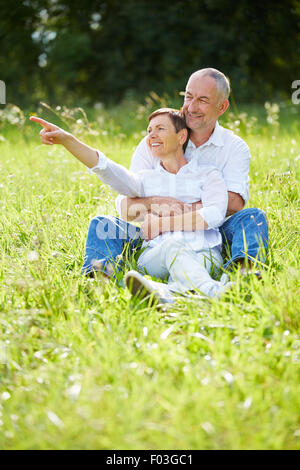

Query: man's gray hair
[191,68,231,101]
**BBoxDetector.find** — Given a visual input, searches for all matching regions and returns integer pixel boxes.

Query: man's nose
[188,99,199,113]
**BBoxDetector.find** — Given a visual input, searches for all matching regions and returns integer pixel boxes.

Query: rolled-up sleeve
[197,168,228,229]
[223,138,250,204]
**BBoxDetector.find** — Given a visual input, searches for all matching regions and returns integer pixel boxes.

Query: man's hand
[150,196,193,217]
[30,116,69,145]
[141,213,161,240]
[121,195,202,222]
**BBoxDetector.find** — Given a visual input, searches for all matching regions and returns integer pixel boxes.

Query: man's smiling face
[183,74,226,131]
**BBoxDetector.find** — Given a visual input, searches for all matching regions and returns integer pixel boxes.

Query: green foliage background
[0,0,299,107]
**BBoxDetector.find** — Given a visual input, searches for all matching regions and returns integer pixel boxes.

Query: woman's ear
[178,128,188,146]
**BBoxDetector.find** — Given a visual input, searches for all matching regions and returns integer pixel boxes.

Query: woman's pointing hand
[30,116,69,145]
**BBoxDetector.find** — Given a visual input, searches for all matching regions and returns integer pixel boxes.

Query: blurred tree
[0,0,299,107]
[0,0,47,105]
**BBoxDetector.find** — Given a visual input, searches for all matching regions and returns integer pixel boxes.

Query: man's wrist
[190,201,203,211]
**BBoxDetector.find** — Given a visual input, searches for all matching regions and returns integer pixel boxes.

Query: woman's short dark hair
[148,108,190,151]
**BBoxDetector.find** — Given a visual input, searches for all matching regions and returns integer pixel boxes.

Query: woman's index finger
[29,116,52,128]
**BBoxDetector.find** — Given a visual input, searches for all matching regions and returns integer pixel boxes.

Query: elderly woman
[30,108,231,303]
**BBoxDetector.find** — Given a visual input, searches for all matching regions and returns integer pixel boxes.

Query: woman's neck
[160,148,187,174]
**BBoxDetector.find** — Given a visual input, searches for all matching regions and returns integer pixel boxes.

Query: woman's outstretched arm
[30,116,143,197]
[30,116,99,167]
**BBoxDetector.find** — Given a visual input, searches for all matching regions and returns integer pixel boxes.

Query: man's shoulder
[134,134,149,151]
[218,123,249,150]
[131,135,156,171]
[134,135,157,158]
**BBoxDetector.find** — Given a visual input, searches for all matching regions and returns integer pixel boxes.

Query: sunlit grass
[0,98,299,449]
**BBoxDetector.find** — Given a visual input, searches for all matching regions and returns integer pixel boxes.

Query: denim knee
[241,208,269,245]
[243,207,268,223]
[222,207,269,269]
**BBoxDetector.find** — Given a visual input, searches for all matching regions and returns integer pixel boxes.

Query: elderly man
[82,68,268,279]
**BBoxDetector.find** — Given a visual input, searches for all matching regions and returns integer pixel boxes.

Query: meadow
[0,96,299,449]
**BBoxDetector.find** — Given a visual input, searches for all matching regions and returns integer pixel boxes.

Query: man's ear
[178,128,188,146]
[218,99,229,117]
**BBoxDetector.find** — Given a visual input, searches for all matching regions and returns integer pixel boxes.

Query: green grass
[0,98,299,449]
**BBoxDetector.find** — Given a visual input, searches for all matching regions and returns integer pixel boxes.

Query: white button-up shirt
[89,151,228,251]
[115,121,250,216]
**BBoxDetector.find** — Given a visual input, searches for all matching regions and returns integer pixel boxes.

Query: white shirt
[115,121,250,215]
[89,151,228,251]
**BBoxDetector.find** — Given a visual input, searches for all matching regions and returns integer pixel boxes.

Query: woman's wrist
[62,131,75,146]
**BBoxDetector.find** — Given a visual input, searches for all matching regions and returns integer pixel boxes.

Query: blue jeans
[81,208,268,276]
[220,208,268,269]
[81,215,141,276]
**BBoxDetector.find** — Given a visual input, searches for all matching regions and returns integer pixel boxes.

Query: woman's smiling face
[146,114,183,159]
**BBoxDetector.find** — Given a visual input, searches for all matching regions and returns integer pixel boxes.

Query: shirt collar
[186,121,224,149]
[152,159,168,174]
[156,159,187,175]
